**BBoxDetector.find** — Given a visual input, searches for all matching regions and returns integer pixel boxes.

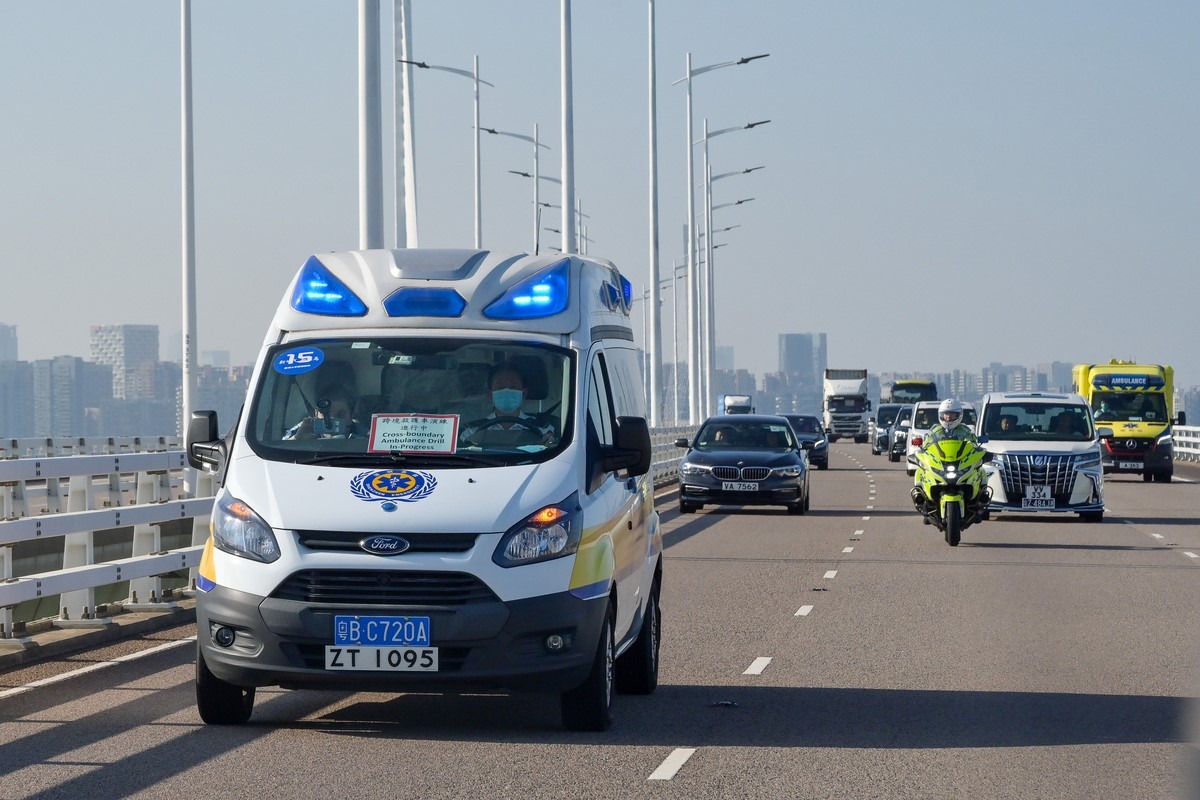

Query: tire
[944,503,961,546]
[1080,511,1104,523]
[615,583,660,695]
[196,644,255,725]
[561,605,615,731]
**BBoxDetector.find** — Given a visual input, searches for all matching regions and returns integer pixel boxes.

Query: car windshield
[1090,393,1167,424]
[981,403,1094,441]
[246,337,574,465]
[696,421,795,449]
[786,416,822,434]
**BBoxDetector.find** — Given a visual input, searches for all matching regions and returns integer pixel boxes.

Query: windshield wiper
[296,451,507,468]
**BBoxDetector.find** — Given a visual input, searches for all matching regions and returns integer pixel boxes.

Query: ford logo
[359,535,411,556]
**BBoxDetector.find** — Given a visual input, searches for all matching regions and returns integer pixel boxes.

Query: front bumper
[679,476,803,507]
[196,583,607,693]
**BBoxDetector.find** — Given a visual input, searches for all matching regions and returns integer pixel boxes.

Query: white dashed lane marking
[744,657,772,675]
[649,748,697,780]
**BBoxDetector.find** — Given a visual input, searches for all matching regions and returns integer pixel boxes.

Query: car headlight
[680,461,712,476]
[773,465,802,478]
[493,493,581,567]
[213,493,280,563]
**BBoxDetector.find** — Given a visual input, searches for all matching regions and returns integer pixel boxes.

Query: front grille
[712,466,771,480]
[296,530,480,553]
[998,453,1077,501]
[271,570,499,606]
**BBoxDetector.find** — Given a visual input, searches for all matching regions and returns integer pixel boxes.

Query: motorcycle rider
[925,398,977,446]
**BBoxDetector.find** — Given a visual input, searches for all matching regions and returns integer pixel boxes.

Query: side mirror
[187,410,225,472]
[603,416,652,476]
[674,437,690,448]
[1177,411,1187,426]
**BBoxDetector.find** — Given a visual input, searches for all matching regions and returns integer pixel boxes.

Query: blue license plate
[333,615,431,647]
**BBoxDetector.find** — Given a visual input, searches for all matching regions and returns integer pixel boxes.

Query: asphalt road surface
[3,447,1198,799]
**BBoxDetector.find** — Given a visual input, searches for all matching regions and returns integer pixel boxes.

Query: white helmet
[938,398,964,429]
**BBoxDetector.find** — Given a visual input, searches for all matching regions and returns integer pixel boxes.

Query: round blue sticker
[273,346,325,375]
[351,470,438,506]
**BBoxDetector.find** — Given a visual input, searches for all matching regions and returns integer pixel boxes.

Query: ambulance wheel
[615,579,660,695]
[196,644,254,725]
[561,604,615,731]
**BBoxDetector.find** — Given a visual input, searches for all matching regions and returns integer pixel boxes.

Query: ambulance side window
[586,353,615,494]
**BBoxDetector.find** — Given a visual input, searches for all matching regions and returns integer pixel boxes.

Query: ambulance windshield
[246,338,574,465]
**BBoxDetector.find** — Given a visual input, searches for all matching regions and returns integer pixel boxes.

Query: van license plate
[722,481,759,491]
[325,646,438,671]
[333,615,431,647]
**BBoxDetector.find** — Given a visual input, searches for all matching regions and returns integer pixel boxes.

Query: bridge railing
[0,425,697,642]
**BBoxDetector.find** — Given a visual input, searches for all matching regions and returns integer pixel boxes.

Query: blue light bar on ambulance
[483,258,570,320]
[290,256,368,317]
[383,287,467,317]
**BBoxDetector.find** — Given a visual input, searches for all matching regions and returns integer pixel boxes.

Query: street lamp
[673,51,769,423]
[483,124,550,252]
[698,120,769,415]
[399,56,494,248]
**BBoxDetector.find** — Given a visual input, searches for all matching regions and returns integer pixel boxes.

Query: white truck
[822,368,871,443]
[721,394,753,414]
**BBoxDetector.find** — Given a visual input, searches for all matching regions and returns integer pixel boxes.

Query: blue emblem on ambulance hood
[351,469,437,511]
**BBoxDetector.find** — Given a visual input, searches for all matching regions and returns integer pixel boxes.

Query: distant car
[870,403,902,455]
[905,400,976,476]
[977,392,1108,522]
[888,404,915,462]
[780,413,829,470]
[675,415,812,515]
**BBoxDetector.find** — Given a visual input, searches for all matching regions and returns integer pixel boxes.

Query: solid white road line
[824,570,838,579]
[795,605,814,616]
[744,657,772,675]
[649,748,698,780]
[0,636,196,700]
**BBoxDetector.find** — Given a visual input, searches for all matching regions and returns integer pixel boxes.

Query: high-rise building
[90,324,159,400]
[0,324,17,362]
[32,357,112,436]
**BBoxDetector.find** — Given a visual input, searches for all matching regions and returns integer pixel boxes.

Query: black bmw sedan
[675,415,812,515]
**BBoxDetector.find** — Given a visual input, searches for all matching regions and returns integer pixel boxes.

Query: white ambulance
[187,249,661,731]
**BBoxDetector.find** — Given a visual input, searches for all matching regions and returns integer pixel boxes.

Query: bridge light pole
[673,51,769,423]
[399,56,494,248]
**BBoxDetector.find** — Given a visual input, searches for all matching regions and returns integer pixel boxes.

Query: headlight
[680,461,712,476]
[493,493,581,567]
[773,465,802,478]
[1075,452,1102,469]
[212,493,280,563]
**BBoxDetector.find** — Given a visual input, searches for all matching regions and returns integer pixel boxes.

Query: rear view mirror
[604,416,652,476]
[187,410,225,472]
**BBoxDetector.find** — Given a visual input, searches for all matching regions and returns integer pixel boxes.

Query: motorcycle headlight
[212,493,280,563]
[680,461,712,476]
[493,493,581,567]
[773,466,802,478]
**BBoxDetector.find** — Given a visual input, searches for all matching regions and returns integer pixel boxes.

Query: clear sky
[3,2,1198,387]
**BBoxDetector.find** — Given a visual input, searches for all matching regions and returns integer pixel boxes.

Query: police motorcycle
[907,432,991,547]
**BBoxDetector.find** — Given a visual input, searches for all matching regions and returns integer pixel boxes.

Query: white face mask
[492,388,523,415]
